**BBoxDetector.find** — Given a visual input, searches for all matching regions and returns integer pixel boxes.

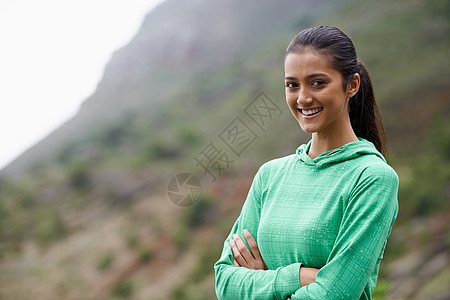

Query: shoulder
[257,153,297,177]
[249,154,298,188]
[349,156,399,210]
[357,155,399,186]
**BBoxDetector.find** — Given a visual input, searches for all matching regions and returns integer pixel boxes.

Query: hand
[230,229,268,270]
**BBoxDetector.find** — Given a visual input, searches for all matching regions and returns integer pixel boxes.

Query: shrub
[112,280,134,298]
[35,210,66,246]
[97,251,115,271]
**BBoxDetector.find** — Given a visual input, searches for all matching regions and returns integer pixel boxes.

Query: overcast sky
[0,0,165,170]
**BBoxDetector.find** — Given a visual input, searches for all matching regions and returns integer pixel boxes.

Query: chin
[302,129,317,134]
[298,123,317,134]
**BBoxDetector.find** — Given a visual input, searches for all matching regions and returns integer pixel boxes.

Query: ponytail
[286,26,388,156]
[349,60,387,156]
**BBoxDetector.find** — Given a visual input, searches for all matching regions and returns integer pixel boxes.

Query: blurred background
[0,0,449,299]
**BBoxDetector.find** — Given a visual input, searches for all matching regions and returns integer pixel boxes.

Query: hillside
[1,0,334,177]
[0,0,449,299]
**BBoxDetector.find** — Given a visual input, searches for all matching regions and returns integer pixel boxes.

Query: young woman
[214,26,399,299]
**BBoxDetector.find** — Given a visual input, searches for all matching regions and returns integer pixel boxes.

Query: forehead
[284,51,337,76]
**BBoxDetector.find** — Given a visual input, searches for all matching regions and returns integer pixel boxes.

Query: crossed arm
[215,164,399,299]
[230,229,319,286]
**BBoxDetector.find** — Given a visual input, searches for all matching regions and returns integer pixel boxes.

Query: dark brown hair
[285,25,387,156]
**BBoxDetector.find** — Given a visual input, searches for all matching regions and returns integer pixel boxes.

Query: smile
[299,107,323,117]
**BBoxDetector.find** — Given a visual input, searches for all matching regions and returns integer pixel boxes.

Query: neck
[308,128,358,160]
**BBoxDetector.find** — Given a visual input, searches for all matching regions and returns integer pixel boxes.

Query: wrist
[299,266,318,287]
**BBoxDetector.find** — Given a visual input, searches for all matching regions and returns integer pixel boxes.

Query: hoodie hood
[296,138,385,168]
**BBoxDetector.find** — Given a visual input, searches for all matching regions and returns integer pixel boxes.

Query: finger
[233,234,254,264]
[233,258,240,267]
[243,229,263,260]
[230,238,247,266]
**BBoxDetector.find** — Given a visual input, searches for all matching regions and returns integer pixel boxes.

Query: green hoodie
[214,138,399,300]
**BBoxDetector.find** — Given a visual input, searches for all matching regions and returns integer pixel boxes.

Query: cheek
[285,93,297,107]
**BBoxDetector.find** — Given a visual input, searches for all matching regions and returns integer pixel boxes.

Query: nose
[297,88,313,105]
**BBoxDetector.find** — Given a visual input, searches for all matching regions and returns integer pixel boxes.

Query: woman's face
[284,50,358,137]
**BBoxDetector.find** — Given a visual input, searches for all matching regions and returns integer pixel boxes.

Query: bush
[170,224,190,249]
[35,210,66,246]
[123,228,139,248]
[67,161,91,191]
[97,251,115,271]
[112,280,134,298]
[136,245,153,263]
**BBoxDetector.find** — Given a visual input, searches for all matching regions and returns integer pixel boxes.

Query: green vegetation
[36,209,67,246]
[189,246,222,283]
[97,251,115,271]
[135,244,153,263]
[66,160,92,191]
[170,222,190,249]
[112,280,134,298]
[121,227,154,263]
[372,280,390,300]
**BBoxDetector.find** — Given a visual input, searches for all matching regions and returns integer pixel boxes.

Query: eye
[285,82,299,89]
[311,80,326,87]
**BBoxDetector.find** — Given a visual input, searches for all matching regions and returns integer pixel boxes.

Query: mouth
[298,107,323,117]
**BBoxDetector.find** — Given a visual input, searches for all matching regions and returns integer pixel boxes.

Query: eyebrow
[284,73,329,81]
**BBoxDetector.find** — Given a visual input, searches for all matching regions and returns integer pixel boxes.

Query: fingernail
[243,229,249,235]
[233,234,239,239]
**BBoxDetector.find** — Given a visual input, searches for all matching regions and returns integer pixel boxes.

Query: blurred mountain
[0,0,449,299]
[1,0,334,177]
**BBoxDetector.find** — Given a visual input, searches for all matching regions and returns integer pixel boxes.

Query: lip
[298,107,323,119]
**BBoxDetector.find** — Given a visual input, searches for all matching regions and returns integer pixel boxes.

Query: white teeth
[302,108,322,116]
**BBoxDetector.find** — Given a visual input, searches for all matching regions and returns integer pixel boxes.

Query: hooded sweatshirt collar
[296,138,385,168]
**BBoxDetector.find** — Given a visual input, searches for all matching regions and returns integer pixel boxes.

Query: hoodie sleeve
[288,163,399,300]
[214,164,302,300]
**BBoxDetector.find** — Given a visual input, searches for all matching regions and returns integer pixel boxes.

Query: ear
[347,73,360,98]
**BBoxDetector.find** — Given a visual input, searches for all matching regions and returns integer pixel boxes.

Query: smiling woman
[284,51,360,153]
[214,26,399,300]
